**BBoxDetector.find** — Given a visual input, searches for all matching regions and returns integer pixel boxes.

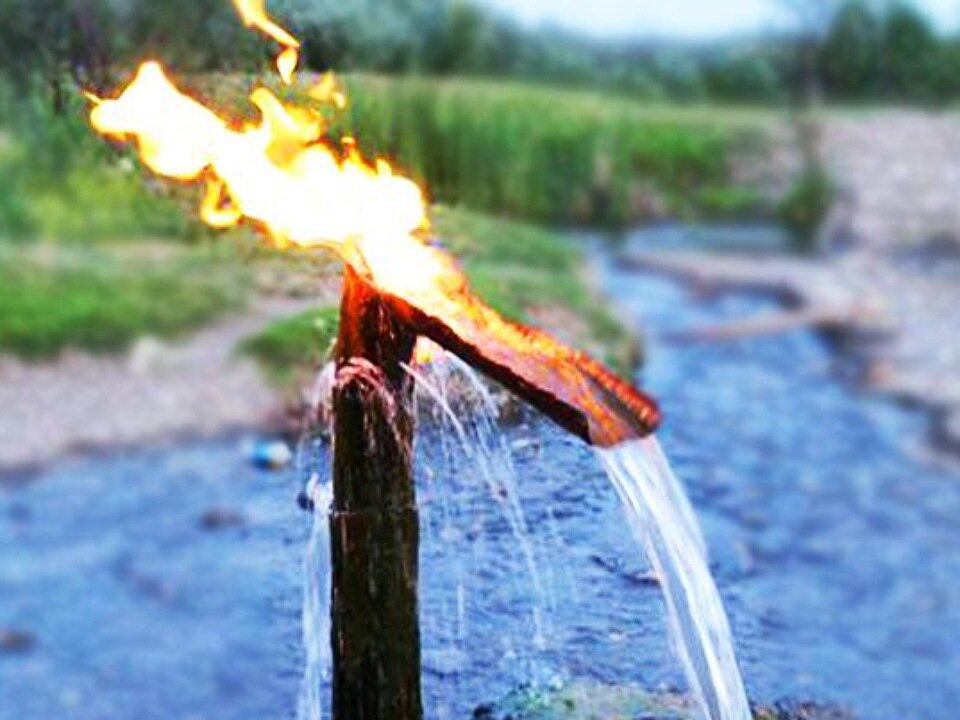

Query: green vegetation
[0,78,196,243]
[0,246,245,358]
[328,74,771,225]
[240,306,339,384]
[5,0,959,108]
[778,167,835,250]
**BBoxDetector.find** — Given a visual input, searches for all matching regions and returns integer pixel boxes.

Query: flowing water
[2,250,959,720]
[404,355,750,720]
[598,440,749,720]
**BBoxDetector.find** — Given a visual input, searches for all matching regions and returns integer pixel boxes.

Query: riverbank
[619,238,960,459]
[0,208,636,473]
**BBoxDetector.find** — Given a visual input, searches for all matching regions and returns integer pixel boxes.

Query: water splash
[295,356,749,720]
[404,355,552,649]
[296,487,331,720]
[597,437,751,720]
[294,386,334,720]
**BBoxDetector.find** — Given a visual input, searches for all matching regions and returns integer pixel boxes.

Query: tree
[774,0,843,105]
[0,0,117,93]
[820,0,882,99]
[704,52,783,103]
[880,2,943,102]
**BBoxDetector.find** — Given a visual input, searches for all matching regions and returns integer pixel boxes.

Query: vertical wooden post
[330,265,422,720]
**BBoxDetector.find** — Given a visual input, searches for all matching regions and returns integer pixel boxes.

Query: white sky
[477,0,960,40]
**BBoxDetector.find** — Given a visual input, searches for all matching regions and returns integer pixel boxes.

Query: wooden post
[329,265,422,720]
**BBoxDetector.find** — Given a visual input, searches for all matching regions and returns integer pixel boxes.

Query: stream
[1,238,959,720]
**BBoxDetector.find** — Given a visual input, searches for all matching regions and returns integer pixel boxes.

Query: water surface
[1,254,958,720]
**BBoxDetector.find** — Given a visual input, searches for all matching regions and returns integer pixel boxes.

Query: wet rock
[590,554,660,587]
[199,507,246,530]
[754,699,856,720]
[476,681,694,719]
[478,682,855,720]
[0,628,36,654]
[472,703,496,718]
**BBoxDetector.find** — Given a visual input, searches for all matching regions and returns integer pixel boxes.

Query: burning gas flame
[86,0,471,312]
[87,0,660,445]
[89,22,429,284]
[231,0,299,81]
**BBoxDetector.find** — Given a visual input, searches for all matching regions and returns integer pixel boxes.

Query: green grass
[0,79,198,244]
[217,72,774,226]
[239,306,339,384]
[242,206,639,382]
[328,74,772,225]
[0,245,246,358]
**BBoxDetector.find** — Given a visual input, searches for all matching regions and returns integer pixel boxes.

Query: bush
[320,75,765,225]
[778,168,834,250]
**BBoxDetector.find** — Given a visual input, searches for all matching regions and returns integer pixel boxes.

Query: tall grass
[327,75,772,225]
[0,78,194,243]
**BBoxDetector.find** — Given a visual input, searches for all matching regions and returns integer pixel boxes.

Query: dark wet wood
[347,268,661,447]
[330,265,421,720]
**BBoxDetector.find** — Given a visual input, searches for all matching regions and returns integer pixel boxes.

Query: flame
[87,0,438,297]
[86,0,661,445]
[276,48,298,85]
[231,0,299,48]
[230,0,299,82]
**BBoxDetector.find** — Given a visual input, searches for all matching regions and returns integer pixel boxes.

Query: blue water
[1,259,958,719]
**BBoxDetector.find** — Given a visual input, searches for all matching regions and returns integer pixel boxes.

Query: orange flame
[88,0,439,297]
[231,0,300,81]
[86,0,661,445]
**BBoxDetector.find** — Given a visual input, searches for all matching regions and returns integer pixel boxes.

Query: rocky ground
[822,111,960,250]
[477,681,853,719]
[0,295,319,472]
[620,243,960,460]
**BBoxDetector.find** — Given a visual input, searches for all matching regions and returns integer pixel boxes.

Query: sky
[477,0,960,40]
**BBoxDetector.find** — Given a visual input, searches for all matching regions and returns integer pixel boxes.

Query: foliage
[879,2,945,102]
[704,52,785,104]
[778,167,834,250]
[820,0,883,100]
[0,77,195,243]
[3,0,959,107]
[239,306,339,383]
[323,75,767,225]
[0,246,246,358]
[124,0,264,72]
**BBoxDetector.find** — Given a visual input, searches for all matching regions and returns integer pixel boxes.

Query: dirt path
[0,295,319,472]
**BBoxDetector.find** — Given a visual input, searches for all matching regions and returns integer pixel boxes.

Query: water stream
[598,440,750,720]
[2,251,959,720]
[402,354,751,720]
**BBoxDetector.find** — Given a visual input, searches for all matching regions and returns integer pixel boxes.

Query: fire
[230,0,299,81]
[88,0,429,281]
[86,0,475,320]
[87,0,661,445]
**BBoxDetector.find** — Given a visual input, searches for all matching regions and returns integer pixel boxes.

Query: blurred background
[1,1,959,719]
